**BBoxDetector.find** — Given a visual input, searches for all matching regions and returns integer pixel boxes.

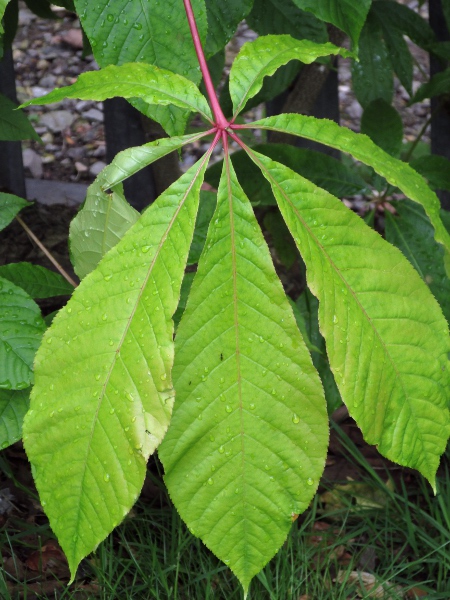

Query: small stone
[42,154,55,164]
[89,161,107,177]
[83,107,104,122]
[41,132,54,144]
[68,147,87,160]
[39,74,57,88]
[36,59,50,71]
[75,100,92,112]
[22,148,43,178]
[40,110,76,133]
[92,145,106,158]
[75,161,88,173]
[61,29,83,49]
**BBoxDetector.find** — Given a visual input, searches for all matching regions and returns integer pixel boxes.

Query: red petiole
[183,0,246,150]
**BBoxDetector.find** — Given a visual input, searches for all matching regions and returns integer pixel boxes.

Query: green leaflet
[23,156,210,579]
[69,181,139,280]
[411,68,450,104]
[291,0,371,51]
[372,3,413,95]
[0,263,74,298]
[205,0,254,57]
[0,93,40,142]
[248,114,450,276]
[385,200,450,324]
[246,0,327,43]
[251,151,450,486]
[159,157,327,594]
[0,387,30,449]
[0,192,31,231]
[101,132,207,190]
[351,13,393,109]
[20,63,213,125]
[74,0,207,84]
[230,35,351,118]
[372,0,435,50]
[410,155,450,193]
[361,99,403,157]
[0,277,46,390]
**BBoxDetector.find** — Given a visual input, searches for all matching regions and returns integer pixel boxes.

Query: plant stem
[183,0,228,129]
[16,215,78,288]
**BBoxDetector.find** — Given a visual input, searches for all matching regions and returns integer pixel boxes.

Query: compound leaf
[20,63,213,125]
[230,35,351,118]
[0,387,30,449]
[0,277,46,390]
[23,156,210,579]
[159,156,327,594]
[251,151,450,487]
[0,0,11,34]
[0,192,31,231]
[249,114,450,275]
[291,0,371,51]
[0,263,74,298]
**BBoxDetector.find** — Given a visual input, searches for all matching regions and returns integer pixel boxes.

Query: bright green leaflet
[0,93,40,142]
[0,192,30,231]
[411,68,450,104]
[128,100,190,138]
[361,99,403,157]
[0,263,74,298]
[69,180,139,280]
[351,13,393,108]
[251,151,450,487]
[372,3,413,95]
[246,0,327,43]
[23,156,210,579]
[20,63,213,126]
[0,277,46,390]
[0,387,30,449]
[206,144,367,206]
[291,0,371,51]
[74,0,207,84]
[101,131,207,190]
[204,0,253,57]
[249,114,450,276]
[159,158,328,595]
[230,35,351,118]
[385,200,450,324]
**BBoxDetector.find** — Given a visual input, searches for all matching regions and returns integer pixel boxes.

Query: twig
[15,215,78,288]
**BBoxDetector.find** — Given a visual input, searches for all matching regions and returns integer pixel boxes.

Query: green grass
[1,432,450,599]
